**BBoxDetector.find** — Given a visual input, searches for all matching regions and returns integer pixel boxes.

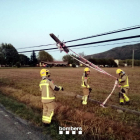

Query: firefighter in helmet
[116,69,130,105]
[39,69,64,125]
[81,67,92,105]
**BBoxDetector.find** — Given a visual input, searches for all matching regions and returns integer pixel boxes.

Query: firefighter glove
[61,87,64,91]
[59,86,64,91]
[89,88,92,92]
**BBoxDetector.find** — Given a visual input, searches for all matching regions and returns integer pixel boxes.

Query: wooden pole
[76,95,140,116]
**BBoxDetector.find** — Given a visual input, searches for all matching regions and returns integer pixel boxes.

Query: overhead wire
[19,40,140,53]
[67,40,140,50]
[17,43,55,50]
[3,40,140,53]
[64,25,140,43]
[16,24,140,50]
[40,40,140,53]
[18,35,140,53]
[67,35,140,48]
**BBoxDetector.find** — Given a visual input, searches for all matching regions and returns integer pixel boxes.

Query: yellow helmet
[116,69,122,74]
[40,69,49,77]
[84,67,90,72]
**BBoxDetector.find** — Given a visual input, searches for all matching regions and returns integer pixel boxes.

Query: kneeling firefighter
[39,69,64,125]
[81,67,92,105]
[116,69,130,105]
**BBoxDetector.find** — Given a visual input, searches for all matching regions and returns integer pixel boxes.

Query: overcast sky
[0,0,140,60]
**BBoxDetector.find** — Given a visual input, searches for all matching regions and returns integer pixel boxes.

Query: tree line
[0,43,54,67]
[1,43,139,68]
[119,59,140,66]
[62,54,118,67]
[88,58,118,67]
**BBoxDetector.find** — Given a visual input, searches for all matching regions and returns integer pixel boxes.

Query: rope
[100,80,118,107]
[69,48,117,79]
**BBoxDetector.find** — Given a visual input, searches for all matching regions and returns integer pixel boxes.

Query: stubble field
[0,67,140,140]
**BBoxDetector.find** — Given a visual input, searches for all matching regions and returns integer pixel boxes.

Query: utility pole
[132,49,134,68]
[132,49,137,68]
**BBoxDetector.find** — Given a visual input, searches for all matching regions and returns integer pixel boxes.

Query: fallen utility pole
[50,33,118,106]
[76,95,140,116]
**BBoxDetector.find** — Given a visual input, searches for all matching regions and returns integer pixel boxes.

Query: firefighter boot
[43,123,50,127]
[123,93,130,105]
[82,95,88,105]
[119,98,124,105]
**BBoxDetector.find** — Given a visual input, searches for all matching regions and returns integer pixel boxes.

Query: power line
[64,25,140,43]
[5,40,140,53]
[18,35,140,53]
[17,43,55,50]
[16,25,140,50]
[42,40,140,52]
[67,35,140,48]
[71,40,140,50]
[18,47,57,53]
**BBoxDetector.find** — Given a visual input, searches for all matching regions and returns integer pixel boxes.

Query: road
[0,104,52,140]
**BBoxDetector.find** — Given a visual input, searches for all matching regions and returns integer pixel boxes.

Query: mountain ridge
[85,43,140,60]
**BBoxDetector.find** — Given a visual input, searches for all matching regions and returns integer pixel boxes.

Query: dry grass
[0,67,140,139]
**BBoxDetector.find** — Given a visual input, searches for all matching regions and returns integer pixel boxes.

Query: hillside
[85,43,140,60]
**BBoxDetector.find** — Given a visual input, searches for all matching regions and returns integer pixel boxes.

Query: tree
[38,50,53,62]
[62,54,79,65]
[0,43,19,66]
[126,59,132,66]
[19,54,30,65]
[134,60,140,66]
[88,58,117,67]
[88,58,98,65]
[30,50,38,66]
[0,47,5,65]
[107,59,117,67]
[16,62,21,68]
[63,55,72,63]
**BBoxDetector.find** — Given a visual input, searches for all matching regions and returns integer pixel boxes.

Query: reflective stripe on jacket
[39,78,56,103]
[81,73,90,88]
[119,74,129,88]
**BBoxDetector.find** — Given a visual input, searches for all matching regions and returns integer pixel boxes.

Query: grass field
[0,67,140,140]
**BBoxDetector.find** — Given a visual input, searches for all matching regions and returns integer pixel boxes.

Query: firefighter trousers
[42,102,56,124]
[119,87,130,104]
[82,88,91,105]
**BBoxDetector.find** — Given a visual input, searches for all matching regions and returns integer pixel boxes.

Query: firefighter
[116,69,130,105]
[81,67,92,105]
[39,69,64,125]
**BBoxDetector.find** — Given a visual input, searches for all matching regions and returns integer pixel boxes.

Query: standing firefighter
[39,69,64,125]
[116,69,130,105]
[81,67,92,105]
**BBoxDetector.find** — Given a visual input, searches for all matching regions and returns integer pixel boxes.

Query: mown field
[0,67,140,140]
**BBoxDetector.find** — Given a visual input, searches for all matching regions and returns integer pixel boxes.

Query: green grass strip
[0,92,78,140]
